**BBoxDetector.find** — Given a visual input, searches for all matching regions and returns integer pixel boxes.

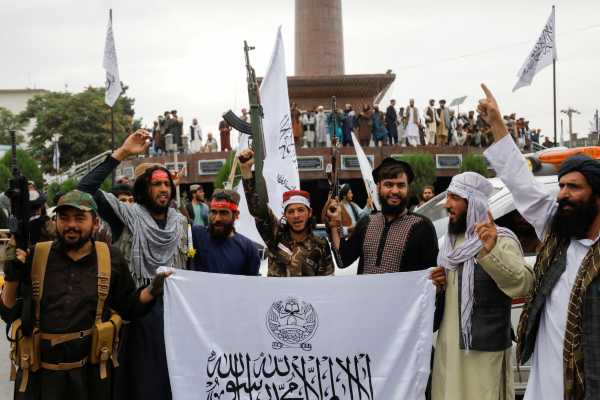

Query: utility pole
[594,109,600,145]
[560,108,580,148]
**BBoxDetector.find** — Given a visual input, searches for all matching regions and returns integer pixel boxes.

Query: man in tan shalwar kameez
[429,172,533,400]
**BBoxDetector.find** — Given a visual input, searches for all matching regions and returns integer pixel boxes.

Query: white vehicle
[415,174,559,398]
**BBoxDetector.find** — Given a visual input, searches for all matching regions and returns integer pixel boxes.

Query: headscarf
[437,172,522,349]
[558,154,600,192]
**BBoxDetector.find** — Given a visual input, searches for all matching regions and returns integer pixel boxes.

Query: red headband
[150,170,170,181]
[210,200,238,212]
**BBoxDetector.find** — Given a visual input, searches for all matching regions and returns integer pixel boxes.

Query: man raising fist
[238,148,333,277]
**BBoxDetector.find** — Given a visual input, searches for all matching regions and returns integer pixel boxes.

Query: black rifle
[225,41,269,214]
[5,130,30,251]
[326,97,344,268]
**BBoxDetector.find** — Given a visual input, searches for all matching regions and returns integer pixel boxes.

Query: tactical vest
[9,241,123,392]
[457,261,512,351]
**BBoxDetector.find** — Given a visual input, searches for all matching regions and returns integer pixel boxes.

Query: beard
[551,197,599,240]
[58,228,92,250]
[448,211,467,235]
[381,196,408,216]
[146,199,170,215]
[209,221,235,240]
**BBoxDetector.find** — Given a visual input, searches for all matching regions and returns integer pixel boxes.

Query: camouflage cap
[55,190,98,213]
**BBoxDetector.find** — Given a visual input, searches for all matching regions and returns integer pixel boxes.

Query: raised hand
[238,148,255,179]
[477,84,508,142]
[475,210,498,253]
[113,129,151,161]
[325,198,342,228]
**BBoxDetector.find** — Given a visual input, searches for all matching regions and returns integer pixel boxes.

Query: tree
[460,154,490,177]
[214,151,241,190]
[395,153,437,199]
[20,86,139,174]
[0,149,44,192]
[0,107,26,145]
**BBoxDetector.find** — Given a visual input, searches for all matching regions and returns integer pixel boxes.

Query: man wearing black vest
[429,171,533,400]
[326,157,438,274]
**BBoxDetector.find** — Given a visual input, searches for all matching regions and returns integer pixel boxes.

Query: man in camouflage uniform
[238,148,333,277]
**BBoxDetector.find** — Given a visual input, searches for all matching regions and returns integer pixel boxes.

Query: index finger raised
[480,83,497,104]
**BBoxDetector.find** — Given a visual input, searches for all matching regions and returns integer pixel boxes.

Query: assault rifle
[224,41,269,210]
[326,97,345,268]
[5,130,30,251]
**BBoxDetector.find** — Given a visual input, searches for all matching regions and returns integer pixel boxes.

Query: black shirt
[338,212,438,274]
[2,241,150,332]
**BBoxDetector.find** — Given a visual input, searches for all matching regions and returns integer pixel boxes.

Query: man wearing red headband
[239,148,333,277]
[190,189,260,275]
[76,130,188,400]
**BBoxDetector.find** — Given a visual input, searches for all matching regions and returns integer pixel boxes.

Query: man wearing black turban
[480,83,600,400]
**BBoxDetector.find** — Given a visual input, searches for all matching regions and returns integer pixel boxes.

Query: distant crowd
[146,100,550,156]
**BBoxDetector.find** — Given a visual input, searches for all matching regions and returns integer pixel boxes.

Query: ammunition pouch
[9,319,40,393]
[90,311,123,379]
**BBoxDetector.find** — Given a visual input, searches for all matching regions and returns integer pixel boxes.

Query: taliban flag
[260,26,300,218]
[103,9,122,107]
[513,7,557,92]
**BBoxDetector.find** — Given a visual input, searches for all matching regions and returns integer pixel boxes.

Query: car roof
[415,174,559,238]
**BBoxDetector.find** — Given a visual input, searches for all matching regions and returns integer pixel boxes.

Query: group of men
[0,84,599,400]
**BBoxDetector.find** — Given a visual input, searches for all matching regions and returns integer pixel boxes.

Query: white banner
[513,7,557,92]
[164,270,435,400]
[260,26,300,218]
[103,9,122,107]
[351,131,381,211]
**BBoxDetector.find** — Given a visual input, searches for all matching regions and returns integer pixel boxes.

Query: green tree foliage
[0,107,26,144]
[20,86,138,174]
[46,177,111,206]
[0,149,43,192]
[460,154,490,177]
[214,151,241,190]
[394,153,437,198]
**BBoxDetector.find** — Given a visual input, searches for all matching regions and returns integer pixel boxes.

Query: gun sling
[10,241,119,391]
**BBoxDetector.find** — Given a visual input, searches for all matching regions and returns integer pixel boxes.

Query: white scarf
[437,173,521,349]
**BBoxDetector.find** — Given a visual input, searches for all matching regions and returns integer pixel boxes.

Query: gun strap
[31,242,52,324]
[30,241,111,325]
[95,242,111,324]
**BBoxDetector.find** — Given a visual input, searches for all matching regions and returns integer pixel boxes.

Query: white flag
[260,27,300,218]
[513,8,557,92]
[164,269,435,400]
[52,140,60,171]
[103,10,122,107]
[351,131,381,211]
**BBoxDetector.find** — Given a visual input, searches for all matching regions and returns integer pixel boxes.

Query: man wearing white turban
[430,171,534,400]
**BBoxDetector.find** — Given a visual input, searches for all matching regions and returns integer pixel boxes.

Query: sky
[2,0,599,145]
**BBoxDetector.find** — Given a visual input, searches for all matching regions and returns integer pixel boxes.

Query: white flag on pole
[260,26,299,218]
[164,269,435,400]
[513,8,557,92]
[351,131,381,211]
[52,140,60,172]
[103,9,122,107]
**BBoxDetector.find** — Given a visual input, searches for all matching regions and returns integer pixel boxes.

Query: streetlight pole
[560,108,581,148]
[165,133,181,207]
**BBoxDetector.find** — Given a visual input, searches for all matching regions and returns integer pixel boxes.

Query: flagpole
[111,105,116,184]
[552,5,557,146]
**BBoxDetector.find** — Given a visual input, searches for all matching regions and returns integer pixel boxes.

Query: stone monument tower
[295,0,345,76]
